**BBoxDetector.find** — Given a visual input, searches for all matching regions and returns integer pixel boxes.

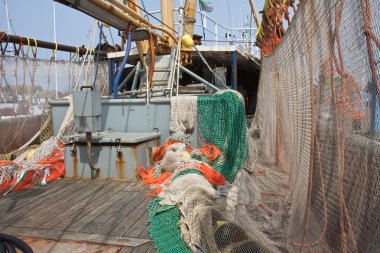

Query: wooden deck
[0,178,155,253]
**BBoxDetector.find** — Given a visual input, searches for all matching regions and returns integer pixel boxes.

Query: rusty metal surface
[64,135,160,180]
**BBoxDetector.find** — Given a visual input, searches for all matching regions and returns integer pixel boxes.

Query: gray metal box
[62,132,161,181]
[73,87,102,132]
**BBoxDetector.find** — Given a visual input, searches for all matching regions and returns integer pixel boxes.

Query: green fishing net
[148,198,191,253]
[197,92,248,182]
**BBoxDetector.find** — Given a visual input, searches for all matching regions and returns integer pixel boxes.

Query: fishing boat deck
[0,178,155,253]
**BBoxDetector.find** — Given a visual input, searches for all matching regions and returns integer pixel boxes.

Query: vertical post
[53,2,58,99]
[248,0,260,28]
[161,0,175,47]
[230,51,237,90]
[108,59,115,95]
[184,0,197,39]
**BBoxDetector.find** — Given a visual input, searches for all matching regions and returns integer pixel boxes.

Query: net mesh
[245,0,380,252]
[0,55,108,154]
[0,55,108,194]
[198,92,248,183]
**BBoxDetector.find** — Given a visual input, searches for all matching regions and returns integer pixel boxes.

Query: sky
[1,0,265,59]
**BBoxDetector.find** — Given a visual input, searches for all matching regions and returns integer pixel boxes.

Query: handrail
[144,9,257,32]
[143,8,260,57]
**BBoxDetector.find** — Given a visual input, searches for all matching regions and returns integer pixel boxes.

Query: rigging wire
[108,27,115,45]
[93,22,103,87]
[126,0,178,35]
[140,0,150,21]
[226,0,232,27]
[192,44,229,89]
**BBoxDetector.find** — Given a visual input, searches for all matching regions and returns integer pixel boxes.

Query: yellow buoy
[181,34,194,48]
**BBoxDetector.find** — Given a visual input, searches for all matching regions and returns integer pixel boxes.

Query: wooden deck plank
[79,191,140,234]
[122,182,148,192]
[131,242,154,253]
[139,227,150,240]
[145,243,157,253]
[63,187,128,232]
[0,226,150,248]
[22,179,112,228]
[1,179,155,251]
[12,179,92,227]
[118,246,134,253]
[124,210,149,238]
[0,179,84,226]
[74,191,146,235]
[93,194,147,236]
[0,178,69,214]
[110,198,150,237]
[39,181,123,230]
[53,181,126,231]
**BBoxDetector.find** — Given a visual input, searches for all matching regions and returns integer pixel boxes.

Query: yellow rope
[52,42,58,59]
[25,37,30,58]
[31,38,38,58]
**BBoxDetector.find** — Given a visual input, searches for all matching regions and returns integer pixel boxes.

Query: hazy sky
[1,0,265,59]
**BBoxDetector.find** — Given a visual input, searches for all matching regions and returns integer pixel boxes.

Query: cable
[140,0,149,21]
[93,23,103,87]
[226,0,232,27]
[192,44,229,89]
[126,0,178,35]
[108,27,114,45]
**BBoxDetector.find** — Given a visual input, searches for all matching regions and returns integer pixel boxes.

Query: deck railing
[144,9,261,58]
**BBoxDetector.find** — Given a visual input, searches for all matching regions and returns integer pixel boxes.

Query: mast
[248,0,260,28]
[184,0,197,39]
[161,0,175,47]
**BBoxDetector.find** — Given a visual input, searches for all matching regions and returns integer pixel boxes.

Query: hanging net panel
[0,56,108,194]
[140,0,380,252]
[248,0,380,252]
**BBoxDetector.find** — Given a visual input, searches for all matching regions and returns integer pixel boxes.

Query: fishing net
[198,92,248,183]
[244,0,380,252]
[0,55,108,194]
[0,55,108,153]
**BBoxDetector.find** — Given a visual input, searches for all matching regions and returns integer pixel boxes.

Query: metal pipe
[178,64,221,91]
[105,0,178,44]
[118,64,137,91]
[148,37,155,89]
[0,32,108,56]
[86,132,100,179]
[113,30,132,98]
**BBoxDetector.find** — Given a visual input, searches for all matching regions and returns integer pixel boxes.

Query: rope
[52,42,58,60]
[127,0,178,35]
[31,38,37,59]
[0,34,9,55]
[359,0,380,108]
[192,45,229,89]
[12,35,23,56]
[25,36,30,58]
[93,23,103,87]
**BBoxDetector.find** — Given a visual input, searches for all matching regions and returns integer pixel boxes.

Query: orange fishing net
[0,139,65,195]
[139,140,225,196]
